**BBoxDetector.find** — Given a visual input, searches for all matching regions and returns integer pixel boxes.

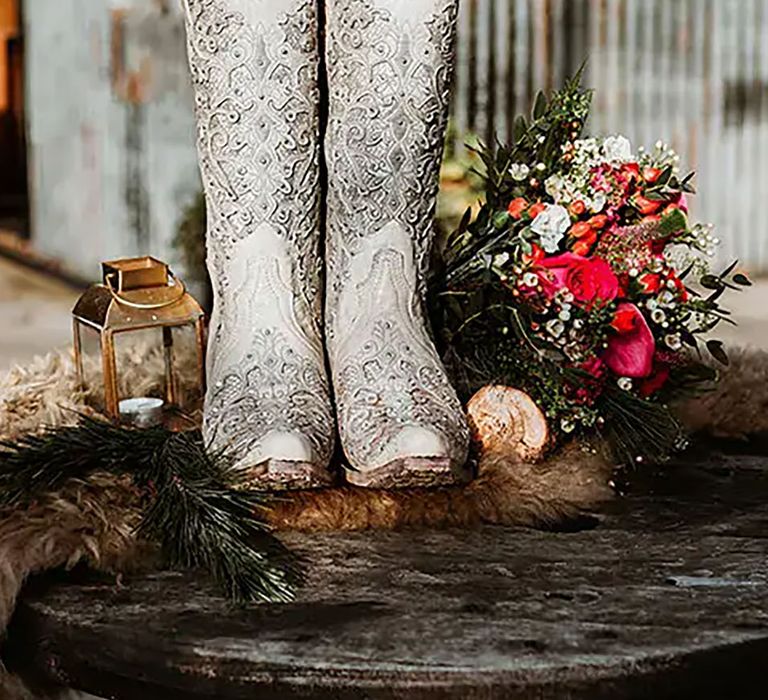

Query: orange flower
[569,221,593,239]
[643,166,662,184]
[507,197,529,220]
[589,214,610,230]
[634,195,662,216]
[572,231,597,256]
[569,200,587,217]
[528,202,547,219]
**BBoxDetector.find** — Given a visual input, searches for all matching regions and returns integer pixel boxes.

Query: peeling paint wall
[24,0,200,281]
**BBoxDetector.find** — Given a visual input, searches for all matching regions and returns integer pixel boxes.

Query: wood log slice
[467,385,549,462]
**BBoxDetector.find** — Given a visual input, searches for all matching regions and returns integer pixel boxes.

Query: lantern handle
[105,271,187,310]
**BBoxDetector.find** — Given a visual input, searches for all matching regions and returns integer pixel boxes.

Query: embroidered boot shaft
[324,0,471,487]
[182,0,335,488]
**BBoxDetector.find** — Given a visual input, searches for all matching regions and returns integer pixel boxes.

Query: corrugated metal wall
[21,0,768,277]
[452,0,768,273]
[23,0,199,281]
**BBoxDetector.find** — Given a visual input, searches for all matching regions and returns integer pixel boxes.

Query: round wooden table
[8,447,768,699]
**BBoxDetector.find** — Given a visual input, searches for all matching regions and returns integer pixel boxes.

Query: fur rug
[2,345,768,699]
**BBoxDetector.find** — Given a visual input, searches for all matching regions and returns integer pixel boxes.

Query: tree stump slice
[7,448,768,700]
[467,386,549,462]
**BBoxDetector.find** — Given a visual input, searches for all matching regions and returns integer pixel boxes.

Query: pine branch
[601,390,685,465]
[0,417,302,603]
[136,432,303,604]
[0,416,167,508]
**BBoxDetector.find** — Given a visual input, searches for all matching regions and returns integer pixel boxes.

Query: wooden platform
[7,445,768,699]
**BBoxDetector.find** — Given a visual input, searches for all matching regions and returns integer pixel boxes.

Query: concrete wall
[23,0,200,281]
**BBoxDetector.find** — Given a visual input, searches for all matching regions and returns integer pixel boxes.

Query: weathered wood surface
[7,447,768,699]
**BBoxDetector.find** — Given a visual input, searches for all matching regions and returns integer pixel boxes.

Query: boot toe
[258,431,318,464]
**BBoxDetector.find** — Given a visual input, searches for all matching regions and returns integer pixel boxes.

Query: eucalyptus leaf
[733,273,752,286]
[706,339,729,366]
[700,275,722,291]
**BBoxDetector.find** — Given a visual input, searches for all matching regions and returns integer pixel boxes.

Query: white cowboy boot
[182,0,335,489]
[324,0,470,488]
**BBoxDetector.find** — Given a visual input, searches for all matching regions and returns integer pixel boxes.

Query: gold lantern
[72,256,206,426]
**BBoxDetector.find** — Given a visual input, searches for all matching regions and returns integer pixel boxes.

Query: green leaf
[700,274,722,291]
[656,208,688,237]
[657,165,673,187]
[706,339,730,366]
[719,260,739,279]
[514,115,528,143]
[493,211,511,229]
[458,207,473,235]
[533,91,548,120]
[733,273,752,286]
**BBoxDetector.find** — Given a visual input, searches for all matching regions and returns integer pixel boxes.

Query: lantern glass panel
[76,322,106,412]
[112,328,167,405]
[169,323,205,411]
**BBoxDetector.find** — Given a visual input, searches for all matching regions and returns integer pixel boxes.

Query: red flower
[603,303,655,378]
[523,243,545,264]
[589,214,610,230]
[643,166,662,184]
[570,356,607,404]
[638,272,662,294]
[639,361,671,397]
[538,253,619,308]
[622,162,641,180]
[528,202,547,219]
[610,306,638,333]
[507,197,528,220]
[634,195,662,216]
[667,272,689,301]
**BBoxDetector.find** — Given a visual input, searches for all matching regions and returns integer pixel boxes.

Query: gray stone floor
[0,255,80,371]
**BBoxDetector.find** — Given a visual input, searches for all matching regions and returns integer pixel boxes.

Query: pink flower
[603,303,655,378]
[538,253,619,308]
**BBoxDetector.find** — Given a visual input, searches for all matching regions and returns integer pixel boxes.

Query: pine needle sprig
[0,416,302,604]
[0,416,169,508]
[136,432,303,604]
[600,389,686,465]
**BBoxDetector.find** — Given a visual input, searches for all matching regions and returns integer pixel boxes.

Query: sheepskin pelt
[1,345,767,698]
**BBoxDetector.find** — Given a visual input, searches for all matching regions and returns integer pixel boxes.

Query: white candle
[119,397,165,428]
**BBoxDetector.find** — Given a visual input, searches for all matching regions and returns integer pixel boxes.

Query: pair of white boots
[182,0,469,489]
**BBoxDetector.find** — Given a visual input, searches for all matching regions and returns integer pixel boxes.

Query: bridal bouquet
[431,72,749,463]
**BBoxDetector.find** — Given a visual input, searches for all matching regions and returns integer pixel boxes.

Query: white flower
[588,192,607,213]
[602,135,633,163]
[531,204,570,253]
[522,272,539,287]
[509,163,530,181]
[545,174,566,201]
